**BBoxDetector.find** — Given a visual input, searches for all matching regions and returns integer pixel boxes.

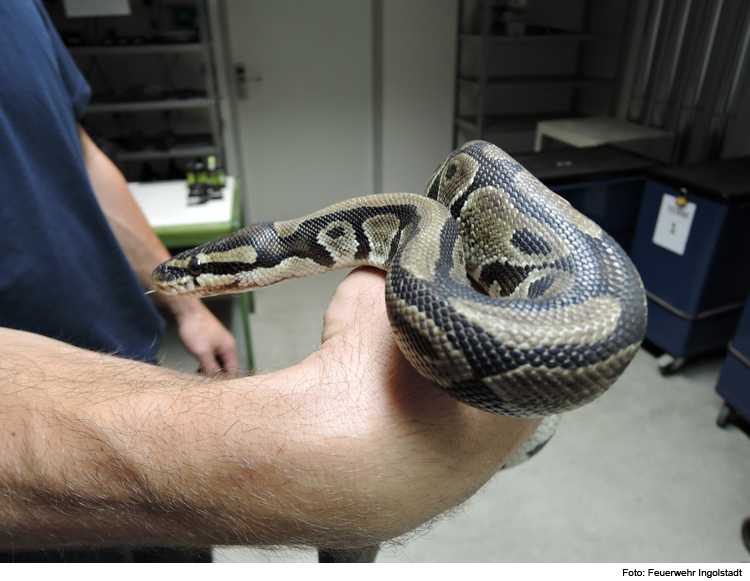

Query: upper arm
[77,124,98,168]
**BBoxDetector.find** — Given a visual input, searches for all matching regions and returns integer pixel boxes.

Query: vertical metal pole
[673,0,725,163]
[196,0,225,167]
[611,0,639,119]
[627,0,666,122]
[640,0,674,126]
[627,0,666,123]
[476,0,492,141]
[570,0,594,116]
[212,0,251,224]
[372,0,384,193]
[645,0,692,128]
[452,0,465,147]
[705,0,750,159]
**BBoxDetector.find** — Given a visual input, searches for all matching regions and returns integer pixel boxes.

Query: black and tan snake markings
[153,141,646,460]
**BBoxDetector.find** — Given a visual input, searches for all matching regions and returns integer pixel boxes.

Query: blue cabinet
[716,296,750,427]
[629,157,750,364]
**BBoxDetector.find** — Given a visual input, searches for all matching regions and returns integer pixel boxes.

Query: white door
[221,0,375,224]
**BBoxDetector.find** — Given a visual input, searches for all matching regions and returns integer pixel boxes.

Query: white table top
[128,177,236,228]
[534,117,674,151]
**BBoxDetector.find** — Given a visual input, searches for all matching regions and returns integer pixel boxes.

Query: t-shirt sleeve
[36,0,91,120]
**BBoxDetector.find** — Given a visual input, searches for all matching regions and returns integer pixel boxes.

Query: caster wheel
[658,353,686,376]
[716,403,737,428]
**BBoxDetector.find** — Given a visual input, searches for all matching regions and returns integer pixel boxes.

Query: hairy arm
[0,269,540,551]
[77,125,238,375]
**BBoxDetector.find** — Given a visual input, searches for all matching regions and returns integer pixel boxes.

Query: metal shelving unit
[69,42,208,56]
[453,0,620,152]
[458,75,611,88]
[114,141,217,162]
[49,0,225,180]
[455,111,583,138]
[86,97,216,114]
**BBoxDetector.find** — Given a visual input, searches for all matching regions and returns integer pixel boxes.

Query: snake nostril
[154,266,177,283]
[153,264,171,282]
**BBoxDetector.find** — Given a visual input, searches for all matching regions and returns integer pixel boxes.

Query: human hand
[173,299,239,377]
[295,267,542,542]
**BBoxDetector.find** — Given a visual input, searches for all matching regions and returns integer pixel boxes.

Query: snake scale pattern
[153,141,647,446]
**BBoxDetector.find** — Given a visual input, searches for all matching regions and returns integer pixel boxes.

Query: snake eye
[188,256,203,276]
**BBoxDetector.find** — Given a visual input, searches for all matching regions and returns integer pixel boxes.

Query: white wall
[380,0,458,194]
[222,0,374,223]
[219,0,458,222]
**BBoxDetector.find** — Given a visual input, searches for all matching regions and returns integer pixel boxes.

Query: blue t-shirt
[0,1,164,360]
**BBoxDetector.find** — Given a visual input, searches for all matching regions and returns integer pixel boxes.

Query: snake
[152,140,647,460]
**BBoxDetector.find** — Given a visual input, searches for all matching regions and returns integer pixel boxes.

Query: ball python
[152,141,647,460]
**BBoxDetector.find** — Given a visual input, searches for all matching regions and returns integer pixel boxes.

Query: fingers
[196,336,239,378]
[175,303,240,378]
[217,342,240,378]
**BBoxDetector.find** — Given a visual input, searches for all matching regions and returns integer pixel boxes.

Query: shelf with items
[459,32,600,44]
[455,111,586,137]
[453,0,626,153]
[47,0,225,183]
[114,137,219,162]
[86,96,215,114]
[68,42,207,56]
[458,75,612,89]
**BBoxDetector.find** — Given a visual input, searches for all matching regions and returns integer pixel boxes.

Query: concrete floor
[159,269,750,563]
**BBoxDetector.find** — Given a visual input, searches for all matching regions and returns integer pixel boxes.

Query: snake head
[151,222,280,297]
[152,251,216,297]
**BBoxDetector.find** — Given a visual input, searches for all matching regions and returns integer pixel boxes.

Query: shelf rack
[453,0,619,152]
[50,0,225,179]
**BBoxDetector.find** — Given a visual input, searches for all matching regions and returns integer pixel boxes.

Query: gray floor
[159,270,750,563]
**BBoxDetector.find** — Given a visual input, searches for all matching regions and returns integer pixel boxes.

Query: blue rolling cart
[629,156,750,374]
[715,293,750,430]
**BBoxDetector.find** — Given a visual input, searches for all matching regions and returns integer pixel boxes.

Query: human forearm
[0,327,253,549]
[0,328,390,550]
[77,126,238,373]
[0,270,541,550]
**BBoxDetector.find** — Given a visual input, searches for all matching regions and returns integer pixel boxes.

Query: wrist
[159,294,205,322]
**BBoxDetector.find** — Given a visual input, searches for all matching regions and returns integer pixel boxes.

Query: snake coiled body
[153,141,647,419]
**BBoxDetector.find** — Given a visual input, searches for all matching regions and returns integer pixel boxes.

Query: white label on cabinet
[652,193,696,256]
